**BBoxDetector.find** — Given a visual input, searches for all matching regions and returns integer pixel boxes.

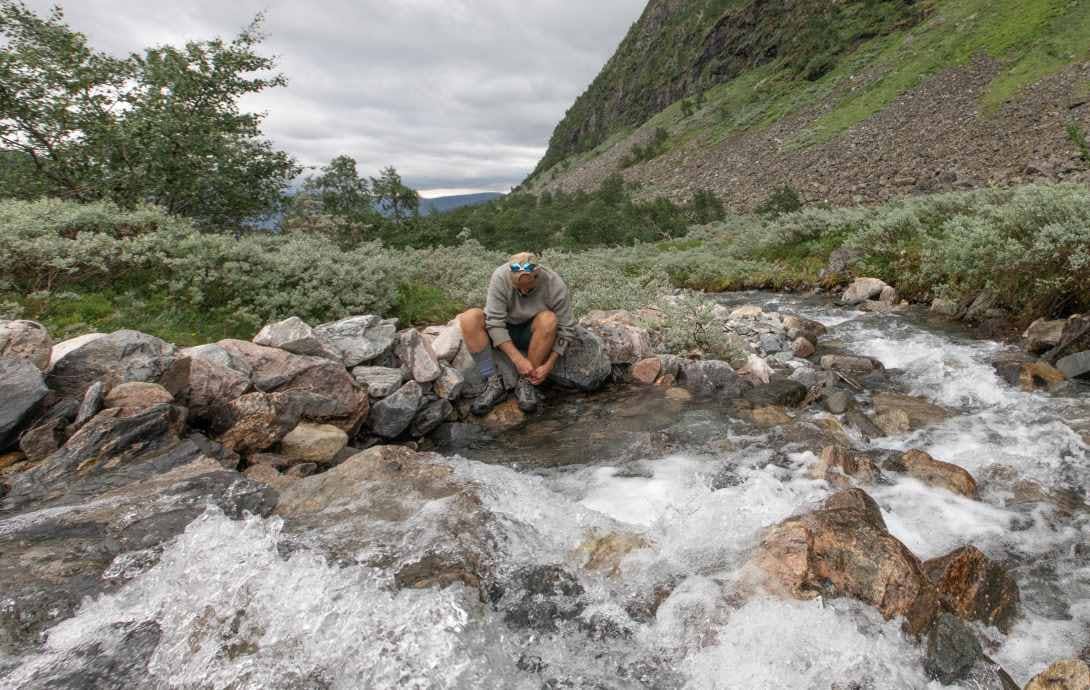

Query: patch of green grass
[393,281,463,326]
[7,287,257,345]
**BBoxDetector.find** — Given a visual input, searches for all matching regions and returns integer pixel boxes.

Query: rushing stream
[3,292,1088,689]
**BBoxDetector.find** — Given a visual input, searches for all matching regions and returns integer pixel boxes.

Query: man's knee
[458,308,486,333]
[534,309,558,333]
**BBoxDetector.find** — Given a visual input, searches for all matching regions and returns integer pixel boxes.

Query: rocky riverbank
[1,282,1088,688]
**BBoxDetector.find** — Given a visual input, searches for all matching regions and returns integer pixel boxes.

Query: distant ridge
[419,192,504,216]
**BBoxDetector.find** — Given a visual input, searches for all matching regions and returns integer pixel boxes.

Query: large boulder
[274,446,495,592]
[631,357,662,385]
[217,339,358,419]
[548,326,611,392]
[747,488,941,635]
[278,422,348,465]
[422,321,463,362]
[433,365,465,400]
[46,330,190,400]
[215,392,301,454]
[253,316,339,360]
[314,315,398,367]
[678,359,741,398]
[1023,318,1068,355]
[1043,314,1090,362]
[0,320,52,372]
[581,312,653,365]
[924,614,1019,688]
[0,431,276,656]
[183,357,251,424]
[367,380,423,438]
[48,332,106,370]
[842,277,891,305]
[1056,351,1090,380]
[0,358,49,449]
[922,545,1020,633]
[396,329,442,383]
[891,449,978,498]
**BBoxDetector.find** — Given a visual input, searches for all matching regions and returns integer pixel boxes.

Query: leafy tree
[284,155,383,247]
[370,166,419,222]
[0,2,299,228]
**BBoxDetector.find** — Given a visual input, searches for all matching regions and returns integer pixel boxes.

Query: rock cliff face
[528,0,1090,209]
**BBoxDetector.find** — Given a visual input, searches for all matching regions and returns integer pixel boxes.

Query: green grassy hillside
[528,0,1090,187]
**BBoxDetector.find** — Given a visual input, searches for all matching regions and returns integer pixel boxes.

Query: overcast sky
[24,1,645,196]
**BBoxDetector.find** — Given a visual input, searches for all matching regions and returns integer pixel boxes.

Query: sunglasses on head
[510,262,537,273]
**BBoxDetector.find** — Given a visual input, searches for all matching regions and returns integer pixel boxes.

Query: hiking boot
[514,376,541,413]
[470,374,506,416]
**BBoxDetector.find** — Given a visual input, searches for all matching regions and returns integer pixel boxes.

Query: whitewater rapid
[5,294,1087,689]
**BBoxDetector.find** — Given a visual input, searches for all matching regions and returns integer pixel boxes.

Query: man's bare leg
[527,309,558,367]
[457,308,489,353]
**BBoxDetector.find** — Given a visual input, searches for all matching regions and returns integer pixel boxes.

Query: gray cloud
[23,0,644,195]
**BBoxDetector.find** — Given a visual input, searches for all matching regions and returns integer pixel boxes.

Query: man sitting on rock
[458,252,576,415]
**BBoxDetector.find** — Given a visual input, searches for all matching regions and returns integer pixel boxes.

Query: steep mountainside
[527,0,1090,209]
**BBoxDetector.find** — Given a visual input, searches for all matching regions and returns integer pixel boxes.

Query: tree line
[0,1,724,250]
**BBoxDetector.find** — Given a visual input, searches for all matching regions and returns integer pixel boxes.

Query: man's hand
[529,359,555,385]
[513,355,535,378]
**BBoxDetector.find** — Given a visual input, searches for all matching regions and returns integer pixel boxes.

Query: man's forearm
[498,340,525,362]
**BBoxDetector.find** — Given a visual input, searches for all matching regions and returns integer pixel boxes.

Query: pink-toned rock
[481,399,525,432]
[0,320,53,371]
[185,357,250,421]
[631,357,662,385]
[897,449,978,498]
[217,392,300,454]
[748,488,941,635]
[1024,659,1090,690]
[791,337,815,358]
[396,329,442,383]
[810,445,880,485]
[103,382,174,410]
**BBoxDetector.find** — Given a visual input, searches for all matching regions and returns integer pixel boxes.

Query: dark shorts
[506,321,534,351]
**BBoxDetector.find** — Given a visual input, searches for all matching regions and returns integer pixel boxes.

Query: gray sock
[471,348,496,378]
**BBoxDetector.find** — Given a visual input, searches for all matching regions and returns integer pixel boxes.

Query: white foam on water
[680,598,938,690]
[12,508,514,690]
[577,456,710,528]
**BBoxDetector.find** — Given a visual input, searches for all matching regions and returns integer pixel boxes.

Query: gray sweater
[484,265,576,356]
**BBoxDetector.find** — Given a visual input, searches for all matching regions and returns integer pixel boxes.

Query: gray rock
[430,422,492,450]
[548,326,611,392]
[1056,351,1090,379]
[922,614,1018,689]
[581,318,653,365]
[73,380,105,430]
[924,614,982,684]
[423,322,463,362]
[964,291,998,323]
[930,298,959,317]
[367,380,423,438]
[789,366,834,390]
[758,334,785,354]
[181,343,253,378]
[0,320,53,371]
[1044,314,1090,365]
[411,399,453,437]
[842,277,889,305]
[396,329,442,384]
[253,316,339,360]
[846,409,885,440]
[743,378,808,407]
[184,357,251,424]
[314,315,398,367]
[1022,318,1067,355]
[48,332,106,369]
[46,330,189,400]
[18,399,78,462]
[0,358,49,449]
[823,389,853,414]
[351,366,404,398]
[679,359,741,398]
[820,354,884,373]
